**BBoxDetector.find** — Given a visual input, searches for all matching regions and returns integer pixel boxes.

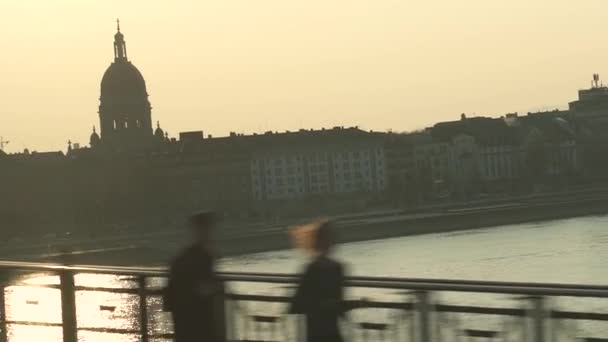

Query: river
[4,214,608,341]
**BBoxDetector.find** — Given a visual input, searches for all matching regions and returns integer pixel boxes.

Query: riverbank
[5,189,608,266]
[216,193,608,256]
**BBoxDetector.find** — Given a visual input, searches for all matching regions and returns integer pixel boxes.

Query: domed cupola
[90,126,101,148]
[97,19,154,150]
[154,121,165,139]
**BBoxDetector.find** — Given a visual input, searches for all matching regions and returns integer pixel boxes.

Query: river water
[4,214,608,341]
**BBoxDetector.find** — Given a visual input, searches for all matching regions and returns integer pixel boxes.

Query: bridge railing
[0,261,607,342]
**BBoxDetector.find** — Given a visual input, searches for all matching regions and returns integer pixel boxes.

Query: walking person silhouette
[290,220,346,342]
[164,212,226,342]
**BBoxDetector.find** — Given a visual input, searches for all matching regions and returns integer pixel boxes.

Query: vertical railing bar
[249,314,254,341]
[299,314,306,342]
[275,320,280,341]
[237,302,244,341]
[246,313,251,341]
[245,312,249,342]
[256,320,261,341]
[531,296,545,342]
[521,314,528,342]
[410,311,416,342]
[224,299,234,342]
[434,305,442,342]
[282,315,288,342]
[137,275,149,342]
[59,270,77,342]
[0,285,7,342]
[416,291,432,342]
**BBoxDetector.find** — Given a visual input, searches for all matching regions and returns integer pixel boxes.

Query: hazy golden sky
[1,0,607,152]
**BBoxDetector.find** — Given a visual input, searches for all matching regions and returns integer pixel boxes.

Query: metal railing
[0,260,607,342]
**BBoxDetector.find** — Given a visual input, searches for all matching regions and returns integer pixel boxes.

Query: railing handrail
[1,260,608,298]
[0,260,166,276]
[219,271,608,291]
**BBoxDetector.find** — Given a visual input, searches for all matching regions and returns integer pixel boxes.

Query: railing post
[59,270,77,342]
[224,296,234,342]
[415,290,432,342]
[297,314,306,342]
[137,276,149,342]
[1,286,7,342]
[530,296,546,342]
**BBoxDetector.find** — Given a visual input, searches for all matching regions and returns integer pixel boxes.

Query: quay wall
[218,196,608,256]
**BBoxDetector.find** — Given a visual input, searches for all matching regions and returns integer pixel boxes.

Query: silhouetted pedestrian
[164,212,225,342]
[290,221,346,342]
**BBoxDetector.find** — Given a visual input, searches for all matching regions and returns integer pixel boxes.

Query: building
[518,114,580,183]
[248,127,386,201]
[413,136,451,199]
[569,74,608,116]
[430,115,520,195]
[384,133,417,204]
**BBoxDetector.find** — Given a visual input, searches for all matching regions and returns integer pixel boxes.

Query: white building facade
[250,128,387,201]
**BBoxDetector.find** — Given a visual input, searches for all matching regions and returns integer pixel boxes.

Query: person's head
[188,211,217,246]
[313,220,335,255]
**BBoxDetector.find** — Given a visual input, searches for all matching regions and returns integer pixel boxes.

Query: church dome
[100,61,148,101]
[154,121,164,138]
[90,127,101,147]
[96,20,155,150]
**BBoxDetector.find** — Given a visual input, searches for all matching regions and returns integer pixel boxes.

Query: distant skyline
[1,0,607,152]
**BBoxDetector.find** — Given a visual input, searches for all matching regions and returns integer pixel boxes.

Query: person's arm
[289,265,314,314]
[198,276,224,297]
[316,263,346,315]
[197,254,223,297]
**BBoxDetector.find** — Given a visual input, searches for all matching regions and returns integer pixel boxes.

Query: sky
[1,0,607,153]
